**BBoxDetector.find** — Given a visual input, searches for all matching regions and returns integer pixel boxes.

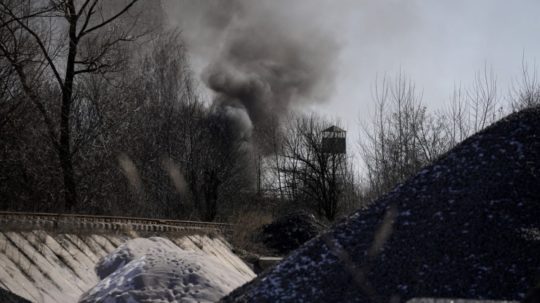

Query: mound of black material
[222,107,540,302]
[261,211,325,255]
[525,282,540,303]
[0,288,31,303]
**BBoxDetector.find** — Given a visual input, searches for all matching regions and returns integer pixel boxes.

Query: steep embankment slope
[0,220,254,302]
[222,107,540,302]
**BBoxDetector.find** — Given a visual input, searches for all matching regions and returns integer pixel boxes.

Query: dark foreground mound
[261,211,325,255]
[222,107,540,302]
[0,288,31,303]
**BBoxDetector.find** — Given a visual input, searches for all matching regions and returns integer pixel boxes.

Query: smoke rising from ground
[166,0,340,147]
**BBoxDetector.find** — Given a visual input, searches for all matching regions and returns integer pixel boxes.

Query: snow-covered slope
[79,237,252,302]
[0,230,254,302]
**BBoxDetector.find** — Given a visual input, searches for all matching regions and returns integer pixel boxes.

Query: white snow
[0,230,255,303]
[79,237,252,303]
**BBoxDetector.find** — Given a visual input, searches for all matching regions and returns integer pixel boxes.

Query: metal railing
[0,211,233,235]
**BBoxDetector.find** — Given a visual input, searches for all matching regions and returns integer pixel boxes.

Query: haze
[165,0,540,152]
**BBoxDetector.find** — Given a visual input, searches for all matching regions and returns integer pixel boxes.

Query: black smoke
[168,0,340,150]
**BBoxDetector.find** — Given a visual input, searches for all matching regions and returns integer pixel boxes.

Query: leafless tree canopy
[0,1,535,223]
[0,0,145,211]
[0,1,262,221]
[269,114,358,221]
[359,70,507,202]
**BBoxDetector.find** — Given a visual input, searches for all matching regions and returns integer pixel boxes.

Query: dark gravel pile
[0,288,31,303]
[222,107,540,302]
[261,211,325,255]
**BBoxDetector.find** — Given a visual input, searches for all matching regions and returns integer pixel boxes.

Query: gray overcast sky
[166,0,540,157]
[312,0,540,135]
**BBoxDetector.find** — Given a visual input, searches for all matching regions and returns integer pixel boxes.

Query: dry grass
[229,210,273,256]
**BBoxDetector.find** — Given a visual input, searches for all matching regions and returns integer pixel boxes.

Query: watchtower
[321,126,346,154]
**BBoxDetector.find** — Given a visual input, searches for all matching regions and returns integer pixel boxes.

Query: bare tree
[360,69,506,203]
[74,30,204,218]
[510,59,540,111]
[0,0,144,210]
[468,66,501,132]
[444,83,470,146]
[275,113,354,221]
[359,74,449,199]
[442,66,504,146]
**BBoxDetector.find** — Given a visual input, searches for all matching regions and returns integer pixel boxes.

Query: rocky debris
[260,211,326,255]
[221,107,540,302]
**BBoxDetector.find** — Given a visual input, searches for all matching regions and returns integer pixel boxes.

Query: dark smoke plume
[167,0,340,148]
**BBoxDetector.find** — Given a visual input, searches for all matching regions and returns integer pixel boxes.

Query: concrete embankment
[0,216,255,302]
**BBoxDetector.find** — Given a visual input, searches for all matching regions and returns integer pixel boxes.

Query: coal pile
[222,107,540,302]
[0,288,31,303]
[524,281,540,303]
[261,211,326,255]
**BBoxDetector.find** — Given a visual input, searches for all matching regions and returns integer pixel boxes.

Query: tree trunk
[203,170,219,221]
[61,2,78,211]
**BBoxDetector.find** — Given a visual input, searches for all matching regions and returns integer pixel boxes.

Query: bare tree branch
[77,0,139,38]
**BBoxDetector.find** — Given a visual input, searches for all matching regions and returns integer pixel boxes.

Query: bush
[261,211,326,255]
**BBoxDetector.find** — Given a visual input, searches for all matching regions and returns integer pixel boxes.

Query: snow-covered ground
[80,237,252,302]
[0,231,254,302]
